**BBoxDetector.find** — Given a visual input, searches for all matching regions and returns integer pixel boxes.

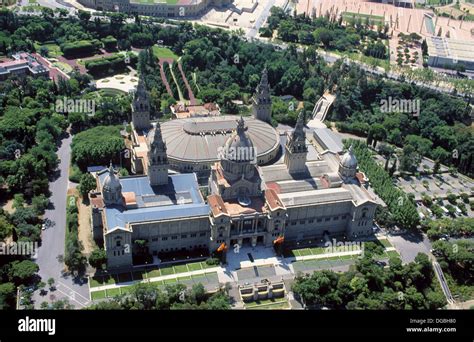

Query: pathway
[31,132,90,309]
[158,57,174,97]
[177,61,196,105]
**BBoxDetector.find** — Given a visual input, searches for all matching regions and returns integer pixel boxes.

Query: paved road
[386,231,432,264]
[32,133,90,309]
[247,0,277,39]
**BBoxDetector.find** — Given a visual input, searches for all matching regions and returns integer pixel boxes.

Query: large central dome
[160,115,280,173]
[222,117,255,162]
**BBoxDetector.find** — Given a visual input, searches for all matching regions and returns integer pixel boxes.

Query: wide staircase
[307,92,336,129]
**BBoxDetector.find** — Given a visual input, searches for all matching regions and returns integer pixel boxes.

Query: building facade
[91,78,378,269]
[78,0,231,18]
[0,52,49,81]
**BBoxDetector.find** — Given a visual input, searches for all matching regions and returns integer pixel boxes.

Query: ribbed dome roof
[160,115,279,163]
[103,163,122,192]
[341,145,358,169]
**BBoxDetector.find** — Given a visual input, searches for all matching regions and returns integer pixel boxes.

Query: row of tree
[348,140,420,230]
[292,253,446,309]
[88,282,231,310]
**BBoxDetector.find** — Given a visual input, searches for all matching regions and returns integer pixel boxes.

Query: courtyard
[95,73,138,94]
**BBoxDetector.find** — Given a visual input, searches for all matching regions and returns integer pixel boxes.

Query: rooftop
[312,127,344,154]
[160,115,280,163]
[97,171,208,232]
[427,37,474,62]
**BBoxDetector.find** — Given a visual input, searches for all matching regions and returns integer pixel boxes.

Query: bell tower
[147,123,169,186]
[252,68,272,123]
[284,112,308,174]
[132,78,151,131]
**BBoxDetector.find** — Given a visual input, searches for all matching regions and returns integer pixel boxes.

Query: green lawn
[103,275,117,285]
[90,276,103,288]
[160,266,175,276]
[106,288,121,297]
[245,298,288,310]
[187,262,203,271]
[53,62,73,73]
[177,275,192,282]
[120,286,133,294]
[92,260,216,292]
[34,42,62,58]
[91,290,106,300]
[386,250,401,259]
[339,254,357,260]
[164,278,178,285]
[297,248,313,256]
[146,269,161,278]
[98,88,127,97]
[310,247,325,254]
[247,301,290,310]
[378,239,393,248]
[174,264,189,273]
[152,45,178,60]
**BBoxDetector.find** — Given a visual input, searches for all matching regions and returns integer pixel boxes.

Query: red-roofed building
[0,52,49,81]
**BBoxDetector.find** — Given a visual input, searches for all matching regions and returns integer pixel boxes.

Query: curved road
[31,132,90,308]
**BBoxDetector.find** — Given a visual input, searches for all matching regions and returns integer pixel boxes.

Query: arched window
[362,208,368,219]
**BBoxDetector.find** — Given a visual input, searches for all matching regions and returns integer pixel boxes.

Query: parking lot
[396,173,473,202]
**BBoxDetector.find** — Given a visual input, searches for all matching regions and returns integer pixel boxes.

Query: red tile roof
[265,188,285,211]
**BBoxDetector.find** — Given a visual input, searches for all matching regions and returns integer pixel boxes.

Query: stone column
[251,236,257,247]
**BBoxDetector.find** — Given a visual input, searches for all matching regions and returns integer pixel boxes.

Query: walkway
[433,260,455,305]
[158,57,174,97]
[177,61,196,105]
[307,92,336,129]
[91,266,220,292]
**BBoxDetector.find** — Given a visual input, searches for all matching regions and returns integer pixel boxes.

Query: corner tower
[132,78,151,131]
[252,68,272,123]
[102,163,123,206]
[147,123,169,186]
[284,112,308,174]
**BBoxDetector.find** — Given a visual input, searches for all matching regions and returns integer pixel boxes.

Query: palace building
[77,0,232,18]
[90,71,378,269]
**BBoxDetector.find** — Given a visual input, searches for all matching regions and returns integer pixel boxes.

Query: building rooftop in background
[171,102,221,119]
[159,115,280,172]
[312,128,344,155]
[96,171,207,232]
[427,37,474,70]
[0,52,49,80]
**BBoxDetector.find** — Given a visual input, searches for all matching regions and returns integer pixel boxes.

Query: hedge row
[85,53,137,76]
[60,39,101,57]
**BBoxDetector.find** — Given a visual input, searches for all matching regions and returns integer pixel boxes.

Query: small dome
[223,117,255,162]
[341,145,358,169]
[103,163,121,193]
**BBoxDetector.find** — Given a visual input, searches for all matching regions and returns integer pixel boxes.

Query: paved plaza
[296,0,474,41]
